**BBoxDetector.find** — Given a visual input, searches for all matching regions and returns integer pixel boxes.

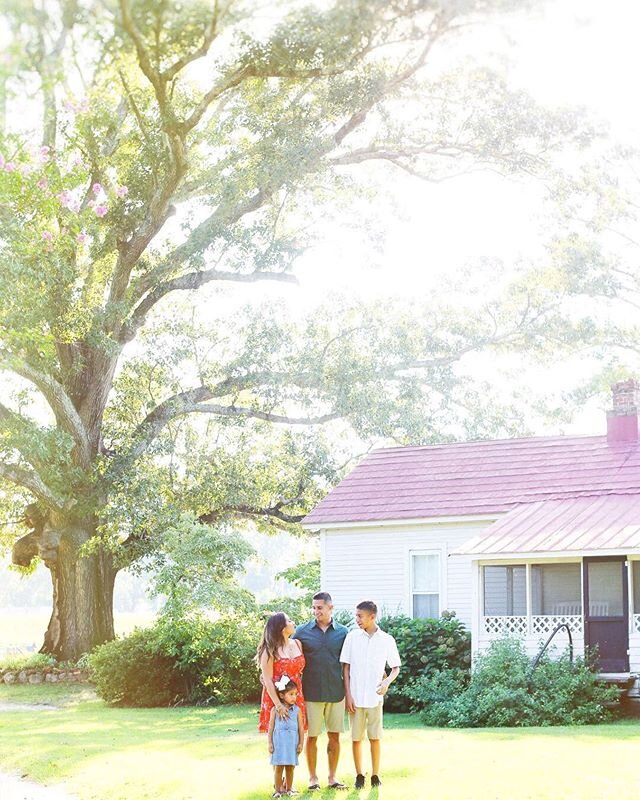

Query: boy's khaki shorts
[306,699,346,737]
[349,704,383,741]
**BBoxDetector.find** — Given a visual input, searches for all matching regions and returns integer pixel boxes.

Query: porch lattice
[483,615,527,635]
[532,614,582,635]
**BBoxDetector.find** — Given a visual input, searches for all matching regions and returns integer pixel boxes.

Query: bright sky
[295,0,640,299]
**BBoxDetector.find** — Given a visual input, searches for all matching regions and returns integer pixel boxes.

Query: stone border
[1,668,90,685]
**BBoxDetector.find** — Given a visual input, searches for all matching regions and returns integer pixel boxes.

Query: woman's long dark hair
[256,612,288,664]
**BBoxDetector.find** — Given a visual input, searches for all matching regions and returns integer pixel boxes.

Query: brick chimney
[607,379,639,444]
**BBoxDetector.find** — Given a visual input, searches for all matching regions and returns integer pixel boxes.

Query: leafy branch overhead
[0,0,594,657]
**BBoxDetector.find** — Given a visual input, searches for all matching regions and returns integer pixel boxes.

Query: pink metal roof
[303,434,640,525]
[454,494,640,555]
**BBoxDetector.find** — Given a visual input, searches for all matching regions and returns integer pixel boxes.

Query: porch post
[471,559,480,666]
[525,562,532,635]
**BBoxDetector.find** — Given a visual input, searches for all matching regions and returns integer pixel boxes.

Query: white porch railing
[634,614,640,634]
[483,616,527,635]
[532,615,582,635]
[483,615,583,636]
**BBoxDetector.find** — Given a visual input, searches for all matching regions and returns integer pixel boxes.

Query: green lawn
[1,685,640,800]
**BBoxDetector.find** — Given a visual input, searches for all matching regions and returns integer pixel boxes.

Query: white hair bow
[275,675,290,691]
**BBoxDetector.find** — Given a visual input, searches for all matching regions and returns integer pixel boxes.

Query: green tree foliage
[275,559,320,604]
[0,0,592,658]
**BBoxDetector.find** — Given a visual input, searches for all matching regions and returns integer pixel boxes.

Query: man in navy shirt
[293,591,349,791]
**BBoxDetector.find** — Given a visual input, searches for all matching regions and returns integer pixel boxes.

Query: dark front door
[583,557,629,672]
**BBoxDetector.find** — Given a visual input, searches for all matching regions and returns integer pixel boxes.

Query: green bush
[89,628,182,707]
[154,614,262,705]
[0,652,57,672]
[378,610,471,711]
[89,614,263,707]
[407,637,619,727]
[333,609,355,629]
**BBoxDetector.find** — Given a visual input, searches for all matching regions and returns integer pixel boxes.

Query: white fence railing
[483,616,527,635]
[531,615,582,635]
[483,615,583,636]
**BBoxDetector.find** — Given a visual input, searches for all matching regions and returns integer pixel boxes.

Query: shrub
[154,614,262,705]
[89,628,181,707]
[89,614,264,707]
[378,610,471,711]
[407,637,619,727]
[0,652,57,672]
[333,609,355,629]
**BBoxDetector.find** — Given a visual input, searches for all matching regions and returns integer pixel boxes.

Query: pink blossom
[92,182,103,195]
[94,204,108,218]
[42,231,53,241]
[40,146,50,160]
[116,185,129,198]
[4,162,16,172]
[76,232,88,243]
[0,153,4,169]
[57,190,74,209]
[78,98,90,112]
[37,178,48,190]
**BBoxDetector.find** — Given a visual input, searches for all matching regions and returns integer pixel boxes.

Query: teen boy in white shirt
[340,600,401,790]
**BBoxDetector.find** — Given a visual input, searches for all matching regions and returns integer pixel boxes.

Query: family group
[256,593,402,797]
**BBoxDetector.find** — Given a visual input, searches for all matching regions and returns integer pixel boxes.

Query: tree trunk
[13,510,117,661]
[41,539,117,662]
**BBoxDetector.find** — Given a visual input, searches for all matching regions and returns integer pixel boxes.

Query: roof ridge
[370,433,607,454]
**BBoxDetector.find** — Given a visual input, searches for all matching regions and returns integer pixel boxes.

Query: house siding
[320,521,490,628]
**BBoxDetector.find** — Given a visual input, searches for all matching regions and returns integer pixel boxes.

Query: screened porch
[480,559,640,639]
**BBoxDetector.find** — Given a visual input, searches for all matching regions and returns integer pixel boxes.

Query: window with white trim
[411,552,440,619]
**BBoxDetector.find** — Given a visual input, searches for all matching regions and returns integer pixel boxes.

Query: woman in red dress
[257,612,307,733]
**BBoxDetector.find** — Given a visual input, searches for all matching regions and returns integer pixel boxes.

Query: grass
[2,685,640,800]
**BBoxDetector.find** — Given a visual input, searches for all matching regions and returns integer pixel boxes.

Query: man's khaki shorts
[306,699,346,737]
[349,704,383,741]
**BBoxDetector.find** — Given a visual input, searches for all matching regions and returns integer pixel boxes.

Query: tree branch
[161,1,220,82]
[0,353,91,467]
[0,461,64,511]
[119,0,163,97]
[180,403,340,426]
[199,502,305,526]
[0,402,53,478]
[120,267,298,343]
[113,383,339,470]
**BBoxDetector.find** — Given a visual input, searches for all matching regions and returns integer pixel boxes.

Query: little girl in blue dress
[267,676,305,797]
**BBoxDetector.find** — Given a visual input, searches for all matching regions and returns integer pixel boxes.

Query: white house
[302,380,640,677]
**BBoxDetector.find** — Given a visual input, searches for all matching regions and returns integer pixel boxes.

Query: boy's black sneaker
[354,774,365,790]
[371,775,382,788]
